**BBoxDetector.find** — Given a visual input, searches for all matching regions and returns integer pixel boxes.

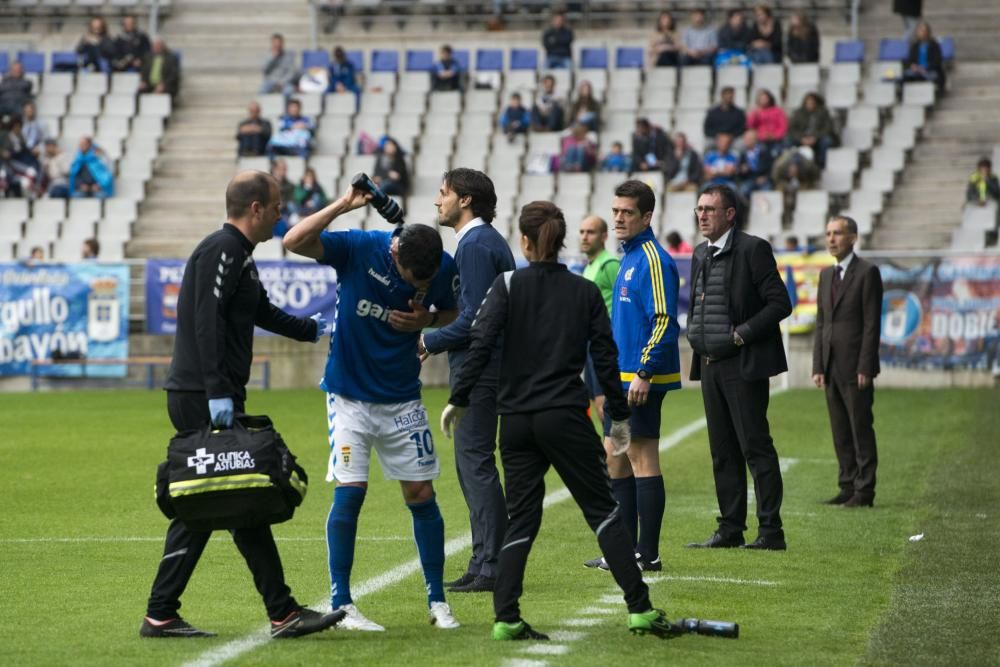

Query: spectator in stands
[786,12,820,64]
[665,231,693,254]
[69,136,114,199]
[372,137,409,196]
[431,45,463,93]
[782,236,802,253]
[599,141,629,173]
[702,132,739,189]
[542,11,574,69]
[772,146,820,208]
[2,113,38,173]
[568,80,601,133]
[40,138,71,198]
[139,38,181,98]
[500,93,531,142]
[81,238,100,259]
[76,17,116,72]
[648,11,680,67]
[236,101,272,157]
[717,9,752,54]
[704,86,746,143]
[788,92,836,168]
[270,158,294,236]
[292,167,329,220]
[267,99,314,158]
[894,0,923,42]
[966,158,1000,207]
[903,21,946,93]
[736,129,773,198]
[558,123,597,173]
[327,46,359,95]
[748,4,782,64]
[680,8,718,66]
[0,62,33,116]
[664,131,702,192]
[0,113,36,196]
[747,89,788,153]
[260,33,298,95]
[29,246,45,262]
[630,117,670,173]
[20,101,49,161]
[112,15,151,72]
[531,75,565,133]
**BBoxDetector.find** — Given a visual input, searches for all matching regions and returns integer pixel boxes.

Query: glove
[609,419,631,457]
[310,312,330,342]
[208,397,234,428]
[440,404,465,439]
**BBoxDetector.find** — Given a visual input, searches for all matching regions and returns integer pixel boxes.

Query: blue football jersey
[318,229,459,403]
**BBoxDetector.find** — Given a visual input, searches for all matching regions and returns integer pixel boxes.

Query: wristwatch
[636,369,653,381]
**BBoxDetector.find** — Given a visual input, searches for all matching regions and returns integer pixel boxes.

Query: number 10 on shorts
[409,430,434,458]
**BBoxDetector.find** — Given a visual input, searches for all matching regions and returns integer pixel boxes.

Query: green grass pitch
[1,386,998,666]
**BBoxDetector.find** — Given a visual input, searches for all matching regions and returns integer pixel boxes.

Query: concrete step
[871,229,954,251]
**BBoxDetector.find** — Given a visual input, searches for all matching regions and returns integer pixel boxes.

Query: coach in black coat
[812,216,883,508]
[686,184,792,551]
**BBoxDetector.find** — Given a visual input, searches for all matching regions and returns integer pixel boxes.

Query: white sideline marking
[561,617,605,627]
[548,630,586,641]
[597,594,623,605]
[644,574,780,587]
[577,606,617,616]
[521,644,570,655]
[184,415,712,667]
[0,536,409,544]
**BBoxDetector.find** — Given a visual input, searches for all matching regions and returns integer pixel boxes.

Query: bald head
[579,215,609,258]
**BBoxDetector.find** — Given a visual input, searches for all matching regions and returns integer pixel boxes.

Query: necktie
[832,264,843,302]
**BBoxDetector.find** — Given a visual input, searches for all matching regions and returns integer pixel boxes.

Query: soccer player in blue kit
[283,184,462,631]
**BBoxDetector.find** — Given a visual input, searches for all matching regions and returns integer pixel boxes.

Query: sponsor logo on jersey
[367,267,391,287]
[394,409,428,432]
[356,298,390,322]
[624,267,635,281]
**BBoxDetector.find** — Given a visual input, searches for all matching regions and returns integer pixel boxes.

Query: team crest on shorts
[341,445,351,465]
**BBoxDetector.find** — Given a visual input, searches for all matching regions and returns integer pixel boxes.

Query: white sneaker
[334,603,385,632]
[428,601,460,629]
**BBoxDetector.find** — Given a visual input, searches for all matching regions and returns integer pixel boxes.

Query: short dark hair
[226,171,275,219]
[82,238,100,257]
[666,231,682,247]
[614,179,656,216]
[830,215,858,235]
[699,183,744,227]
[721,85,734,95]
[442,168,497,223]
[397,224,443,281]
[519,201,566,261]
[978,157,992,170]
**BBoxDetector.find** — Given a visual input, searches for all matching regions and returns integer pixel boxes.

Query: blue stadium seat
[302,49,330,70]
[50,51,78,72]
[580,47,608,69]
[17,50,45,74]
[510,48,538,71]
[615,47,643,69]
[0,52,8,75]
[371,50,399,72]
[940,37,955,62]
[834,40,865,63]
[346,49,364,72]
[453,49,470,72]
[878,39,909,62]
[476,48,503,71]
[406,49,434,72]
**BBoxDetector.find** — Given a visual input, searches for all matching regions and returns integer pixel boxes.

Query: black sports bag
[155,415,308,531]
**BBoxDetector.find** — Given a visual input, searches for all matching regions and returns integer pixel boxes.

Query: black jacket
[450,262,628,421]
[688,230,792,381]
[164,224,316,401]
[704,104,746,138]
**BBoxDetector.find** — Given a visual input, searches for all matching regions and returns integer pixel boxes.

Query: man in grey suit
[812,216,884,508]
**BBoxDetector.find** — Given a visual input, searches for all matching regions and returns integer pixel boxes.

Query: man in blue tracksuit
[585,179,681,573]
[420,168,516,593]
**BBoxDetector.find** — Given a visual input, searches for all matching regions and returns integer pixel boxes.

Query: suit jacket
[689,229,792,381]
[812,256,883,379]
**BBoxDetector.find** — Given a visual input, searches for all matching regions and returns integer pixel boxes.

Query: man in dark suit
[812,216,883,508]
[685,184,793,551]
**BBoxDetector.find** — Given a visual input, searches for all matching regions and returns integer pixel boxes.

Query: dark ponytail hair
[518,201,566,261]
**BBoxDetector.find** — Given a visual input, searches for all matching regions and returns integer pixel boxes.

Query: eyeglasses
[693,206,732,215]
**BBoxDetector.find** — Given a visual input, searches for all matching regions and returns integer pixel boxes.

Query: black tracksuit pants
[145,391,299,622]
[493,406,651,623]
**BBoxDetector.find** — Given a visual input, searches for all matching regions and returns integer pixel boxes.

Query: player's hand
[812,373,825,388]
[417,334,431,363]
[388,300,432,332]
[340,185,373,211]
[310,312,330,342]
[209,397,234,429]
[440,404,465,439]
[627,376,650,407]
[857,373,870,390]
[609,419,631,457]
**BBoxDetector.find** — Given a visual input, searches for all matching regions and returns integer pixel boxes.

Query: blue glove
[208,397,234,428]
[310,312,329,342]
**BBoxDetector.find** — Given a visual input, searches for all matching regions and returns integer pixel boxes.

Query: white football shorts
[325,393,440,483]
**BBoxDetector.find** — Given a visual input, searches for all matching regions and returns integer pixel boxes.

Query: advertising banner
[0,262,130,376]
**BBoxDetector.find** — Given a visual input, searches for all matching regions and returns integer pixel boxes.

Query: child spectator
[788,92,836,168]
[558,123,597,173]
[665,231,694,254]
[966,158,1000,206]
[431,45,463,92]
[786,11,820,63]
[903,21,946,93]
[139,38,181,97]
[680,8,718,66]
[40,138,72,198]
[630,117,670,173]
[81,238,100,259]
[531,75,565,132]
[599,141,629,173]
[749,4,782,64]
[112,15,150,72]
[648,11,680,67]
[236,101,272,157]
[267,99,314,158]
[292,167,329,219]
[568,80,601,132]
[500,93,531,141]
[372,137,409,196]
[702,132,739,188]
[542,11,574,69]
[260,33,298,95]
[665,132,702,192]
[69,136,114,198]
[76,17,116,72]
[327,46,359,95]
[736,129,773,198]
[747,89,788,152]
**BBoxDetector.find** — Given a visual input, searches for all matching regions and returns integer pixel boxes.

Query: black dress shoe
[824,491,854,505]
[444,572,476,588]
[843,495,874,508]
[741,535,787,551]
[685,532,745,549]
[449,574,496,593]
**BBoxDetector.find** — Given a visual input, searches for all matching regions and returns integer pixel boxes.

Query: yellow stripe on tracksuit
[639,241,670,366]
[620,370,682,384]
[169,473,274,497]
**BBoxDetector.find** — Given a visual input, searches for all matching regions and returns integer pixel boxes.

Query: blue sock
[408,495,445,605]
[327,485,366,609]
[635,475,665,562]
[611,476,638,550]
